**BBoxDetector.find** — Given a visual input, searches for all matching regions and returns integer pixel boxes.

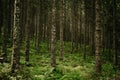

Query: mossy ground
[0,41,120,80]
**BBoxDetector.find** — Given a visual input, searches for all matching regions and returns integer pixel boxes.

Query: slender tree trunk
[21,0,27,42]
[90,0,95,56]
[0,0,2,53]
[47,6,52,51]
[59,0,64,60]
[56,4,60,40]
[11,0,21,73]
[95,0,102,73]
[25,0,30,63]
[63,0,67,41]
[108,32,112,61]
[0,0,2,42]
[10,0,14,47]
[36,3,40,53]
[74,1,79,50]
[113,0,117,67]
[113,0,118,80]
[71,1,76,53]
[51,0,56,67]
[79,1,82,47]
[1,0,9,60]
[34,14,37,47]
[112,1,118,79]
[83,0,87,59]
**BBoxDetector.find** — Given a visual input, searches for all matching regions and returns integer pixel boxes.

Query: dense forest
[0,0,120,80]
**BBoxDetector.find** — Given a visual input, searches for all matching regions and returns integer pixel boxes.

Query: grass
[0,41,120,80]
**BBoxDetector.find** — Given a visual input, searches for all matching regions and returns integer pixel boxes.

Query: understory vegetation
[0,41,120,80]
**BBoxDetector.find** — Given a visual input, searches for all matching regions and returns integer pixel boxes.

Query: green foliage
[0,64,11,80]
[90,63,116,80]
[44,67,64,80]
[0,41,120,80]
[102,63,114,78]
[60,72,83,80]
[9,66,33,80]
[0,71,10,80]
[18,67,33,80]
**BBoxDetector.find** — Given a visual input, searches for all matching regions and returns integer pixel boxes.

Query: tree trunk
[79,1,82,47]
[59,0,64,60]
[25,0,30,63]
[11,0,21,73]
[113,0,117,67]
[90,0,95,56]
[36,2,40,53]
[83,0,88,59]
[95,0,102,73]
[0,0,3,54]
[1,0,9,60]
[51,0,56,67]
[10,0,14,47]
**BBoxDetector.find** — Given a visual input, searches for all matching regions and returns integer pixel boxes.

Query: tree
[36,0,40,53]
[11,0,21,73]
[51,0,56,67]
[71,0,79,53]
[1,0,9,60]
[59,0,64,60]
[83,0,88,59]
[25,0,31,63]
[113,0,117,67]
[0,0,3,55]
[79,0,83,48]
[95,0,102,73]
[90,0,95,56]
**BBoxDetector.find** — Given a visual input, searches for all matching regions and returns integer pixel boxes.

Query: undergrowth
[0,41,120,80]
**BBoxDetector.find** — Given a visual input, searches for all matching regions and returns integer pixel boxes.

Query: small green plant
[102,63,114,79]
[0,63,11,80]
[0,71,11,80]
[44,67,64,80]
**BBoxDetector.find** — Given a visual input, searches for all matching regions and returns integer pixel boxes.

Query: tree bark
[25,0,30,63]
[113,0,117,67]
[90,0,95,56]
[1,0,9,60]
[59,0,64,60]
[11,0,21,73]
[51,0,56,67]
[95,0,102,73]
[83,0,88,59]
[36,1,40,53]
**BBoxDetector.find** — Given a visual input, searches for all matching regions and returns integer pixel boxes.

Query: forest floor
[0,41,120,80]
